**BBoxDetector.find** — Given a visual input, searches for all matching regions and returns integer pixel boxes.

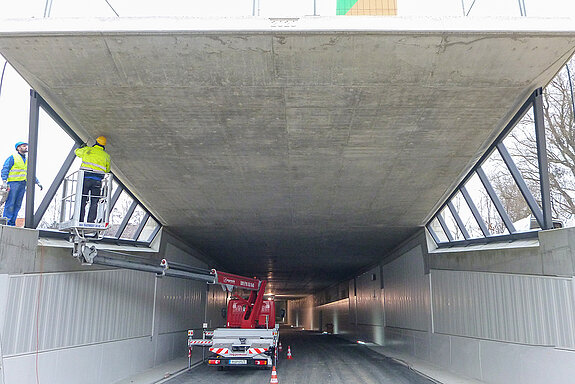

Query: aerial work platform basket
[58,170,113,263]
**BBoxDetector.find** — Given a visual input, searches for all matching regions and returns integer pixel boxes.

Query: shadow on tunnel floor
[166,325,436,384]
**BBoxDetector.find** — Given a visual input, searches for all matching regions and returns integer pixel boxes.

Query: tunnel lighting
[207,359,221,365]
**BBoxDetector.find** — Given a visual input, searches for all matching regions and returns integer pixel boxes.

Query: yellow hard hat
[96,136,107,146]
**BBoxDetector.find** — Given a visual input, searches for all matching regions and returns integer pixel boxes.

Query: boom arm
[212,270,261,291]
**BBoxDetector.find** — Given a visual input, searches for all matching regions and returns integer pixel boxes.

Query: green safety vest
[7,154,27,182]
[75,146,111,173]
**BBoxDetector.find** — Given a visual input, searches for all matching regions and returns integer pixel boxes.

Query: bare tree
[504,57,575,224]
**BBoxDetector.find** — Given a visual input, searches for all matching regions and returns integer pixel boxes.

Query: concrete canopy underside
[1,17,574,295]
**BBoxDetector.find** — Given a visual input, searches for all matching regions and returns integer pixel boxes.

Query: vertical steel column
[533,88,553,229]
[25,90,40,228]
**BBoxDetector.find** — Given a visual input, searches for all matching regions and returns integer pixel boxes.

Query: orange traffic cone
[287,346,293,359]
[278,341,283,351]
[270,366,279,383]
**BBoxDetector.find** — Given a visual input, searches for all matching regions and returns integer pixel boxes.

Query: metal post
[147,222,162,243]
[114,199,138,238]
[109,185,123,212]
[25,90,40,228]
[187,330,194,370]
[436,212,454,241]
[74,170,85,224]
[447,201,470,240]
[59,177,69,224]
[566,64,575,122]
[33,144,79,228]
[426,224,442,244]
[37,95,83,143]
[476,167,516,233]
[496,142,545,227]
[533,87,553,229]
[460,186,490,237]
[132,213,149,241]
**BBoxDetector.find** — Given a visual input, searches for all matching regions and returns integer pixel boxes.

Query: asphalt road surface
[166,327,435,384]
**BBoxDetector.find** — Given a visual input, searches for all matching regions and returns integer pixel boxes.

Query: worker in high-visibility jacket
[1,142,43,226]
[74,136,111,223]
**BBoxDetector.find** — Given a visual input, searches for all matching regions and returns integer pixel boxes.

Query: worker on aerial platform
[75,136,111,223]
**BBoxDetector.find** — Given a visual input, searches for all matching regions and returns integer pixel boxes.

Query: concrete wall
[288,227,575,384]
[0,225,225,384]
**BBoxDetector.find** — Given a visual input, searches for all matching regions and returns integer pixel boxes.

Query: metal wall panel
[383,245,430,331]
[3,269,154,356]
[355,266,384,326]
[205,284,228,329]
[348,279,357,326]
[431,269,575,348]
[155,277,206,334]
[288,296,314,330]
[316,298,351,334]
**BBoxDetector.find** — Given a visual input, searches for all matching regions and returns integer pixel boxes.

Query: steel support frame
[109,185,123,213]
[436,211,454,242]
[533,87,553,230]
[38,229,152,247]
[147,222,162,243]
[133,212,150,241]
[496,142,544,226]
[426,223,442,244]
[24,90,40,228]
[460,185,491,237]
[33,144,80,228]
[24,90,162,244]
[115,199,138,238]
[447,201,470,240]
[428,88,554,246]
[36,93,83,143]
[476,167,516,233]
[438,229,538,248]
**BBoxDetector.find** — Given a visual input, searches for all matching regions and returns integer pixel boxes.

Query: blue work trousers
[4,181,26,226]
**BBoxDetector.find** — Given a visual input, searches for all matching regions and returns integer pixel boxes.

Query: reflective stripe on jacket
[75,145,111,174]
[7,154,26,182]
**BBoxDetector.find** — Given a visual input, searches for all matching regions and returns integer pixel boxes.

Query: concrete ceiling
[1,16,574,295]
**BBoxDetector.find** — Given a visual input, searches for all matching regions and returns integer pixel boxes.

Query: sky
[1,0,574,212]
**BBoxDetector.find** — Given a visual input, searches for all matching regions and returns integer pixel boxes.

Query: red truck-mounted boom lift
[187,269,278,369]
[214,270,276,329]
